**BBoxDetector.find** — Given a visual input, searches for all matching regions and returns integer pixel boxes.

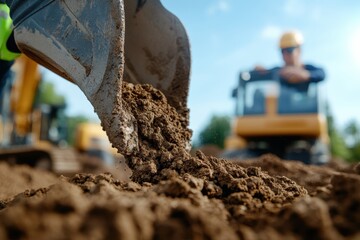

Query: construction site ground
[0,83,359,240]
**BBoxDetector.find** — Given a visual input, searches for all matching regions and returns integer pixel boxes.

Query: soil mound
[0,83,359,240]
[0,162,58,200]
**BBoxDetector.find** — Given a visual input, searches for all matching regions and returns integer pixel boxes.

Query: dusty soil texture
[0,83,359,240]
[0,162,58,200]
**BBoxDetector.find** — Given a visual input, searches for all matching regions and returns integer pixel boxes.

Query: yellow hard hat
[279,31,304,49]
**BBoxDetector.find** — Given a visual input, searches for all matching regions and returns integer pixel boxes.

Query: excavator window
[243,81,268,115]
[235,70,323,116]
[278,83,319,114]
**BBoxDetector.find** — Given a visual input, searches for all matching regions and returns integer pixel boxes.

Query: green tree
[66,115,89,145]
[349,143,360,162]
[198,115,231,149]
[329,130,351,160]
[36,79,89,146]
[344,120,360,146]
[326,105,351,160]
[344,120,360,162]
[37,80,66,105]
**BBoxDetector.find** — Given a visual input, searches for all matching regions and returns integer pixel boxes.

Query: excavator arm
[9,55,41,136]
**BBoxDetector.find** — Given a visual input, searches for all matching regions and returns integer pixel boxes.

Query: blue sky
[44,0,360,141]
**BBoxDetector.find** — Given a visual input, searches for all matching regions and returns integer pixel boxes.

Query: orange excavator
[0,56,118,174]
[223,69,330,164]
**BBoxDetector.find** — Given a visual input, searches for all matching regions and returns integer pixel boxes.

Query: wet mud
[0,83,359,240]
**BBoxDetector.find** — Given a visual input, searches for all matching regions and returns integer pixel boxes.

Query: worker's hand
[254,65,268,74]
[280,66,310,83]
[254,65,266,71]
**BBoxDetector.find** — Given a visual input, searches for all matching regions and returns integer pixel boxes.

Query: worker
[0,3,20,96]
[276,31,325,92]
[255,30,325,92]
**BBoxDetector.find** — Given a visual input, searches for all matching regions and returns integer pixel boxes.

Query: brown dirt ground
[0,83,359,240]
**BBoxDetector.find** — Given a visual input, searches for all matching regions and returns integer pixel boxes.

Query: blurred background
[39,0,360,161]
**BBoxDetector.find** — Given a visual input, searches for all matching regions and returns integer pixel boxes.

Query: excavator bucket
[9,0,137,155]
[7,0,191,155]
[124,0,191,120]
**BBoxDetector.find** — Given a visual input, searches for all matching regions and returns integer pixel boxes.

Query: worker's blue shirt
[273,64,325,92]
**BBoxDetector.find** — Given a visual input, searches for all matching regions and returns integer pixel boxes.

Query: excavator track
[49,147,82,175]
[0,144,82,175]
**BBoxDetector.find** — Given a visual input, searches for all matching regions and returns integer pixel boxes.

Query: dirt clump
[121,83,306,211]
[234,154,337,196]
[234,155,360,239]
[0,83,359,239]
[0,174,238,240]
[0,162,58,200]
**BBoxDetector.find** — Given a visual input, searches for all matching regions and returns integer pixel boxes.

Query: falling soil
[0,83,359,240]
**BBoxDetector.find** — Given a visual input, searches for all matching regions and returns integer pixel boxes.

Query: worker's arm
[0,3,20,61]
[304,64,325,83]
[280,65,325,84]
[0,3,15,84]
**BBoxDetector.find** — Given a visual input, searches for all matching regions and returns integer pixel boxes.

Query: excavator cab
[235,70,322,116]
[75,122,116,167]
[224,69,329,164]
[37,103,68,146]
